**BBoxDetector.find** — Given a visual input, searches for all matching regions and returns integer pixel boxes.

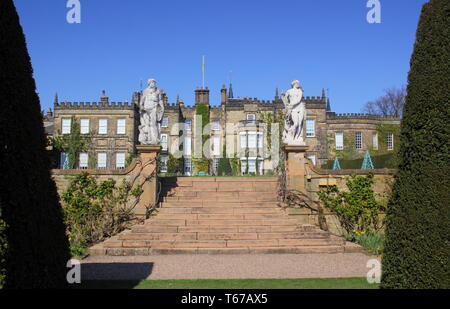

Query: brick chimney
[195,87,209,105]
[221,85,227,105]
[100,90,109,104]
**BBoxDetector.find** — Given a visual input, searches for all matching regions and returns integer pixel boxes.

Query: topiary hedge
[381,0,450,289]
[0,0,70,288]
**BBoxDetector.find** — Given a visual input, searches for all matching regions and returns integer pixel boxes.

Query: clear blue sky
[14,0,427,113]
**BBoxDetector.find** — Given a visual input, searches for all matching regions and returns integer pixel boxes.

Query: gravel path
[81,253,379,280]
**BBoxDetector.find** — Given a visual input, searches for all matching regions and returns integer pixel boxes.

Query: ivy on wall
[193,104,210,174]
[325,123,401,169]
[52,116,94,169]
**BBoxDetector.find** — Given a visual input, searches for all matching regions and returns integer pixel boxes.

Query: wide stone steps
[88,177,362,256]
[131,225,315,233]
[104,238,344,249]
[157,207,283,214]
[146,219,299,226]
[161,201,278,208]
[118,231,330,241]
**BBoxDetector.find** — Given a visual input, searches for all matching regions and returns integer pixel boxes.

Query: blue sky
[14,0,427,113]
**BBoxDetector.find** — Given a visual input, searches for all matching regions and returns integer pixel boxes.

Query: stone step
[96,245,346,256]
[146,218,299,227]
[118,231,329,241]
[163,197,278,203]
[155,213,287,220]
[157,207,283,215]
[104,238,342,249]
[161,201,278,208]
[132,225,311,233]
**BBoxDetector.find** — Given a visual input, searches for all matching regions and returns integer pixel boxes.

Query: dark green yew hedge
[381,0,450,289]
[0,0,70,288]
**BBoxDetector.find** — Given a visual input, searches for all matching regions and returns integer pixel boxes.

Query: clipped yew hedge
[381,0,450,289]
[0,0,70,288]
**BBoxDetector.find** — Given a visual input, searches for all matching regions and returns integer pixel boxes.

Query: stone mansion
[45,84,401,174]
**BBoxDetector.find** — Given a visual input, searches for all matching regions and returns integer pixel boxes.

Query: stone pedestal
[282,145,308,193]
[135,145,161,217]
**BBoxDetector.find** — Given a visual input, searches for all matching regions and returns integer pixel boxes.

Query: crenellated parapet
[54,101,136,110]
[225,95,326,109]
[327,112,399,121]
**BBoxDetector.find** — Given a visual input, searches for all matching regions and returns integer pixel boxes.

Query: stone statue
[138,78,165,145]
[281,80,306,145]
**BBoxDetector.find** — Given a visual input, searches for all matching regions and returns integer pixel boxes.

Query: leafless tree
[363,86,406,118]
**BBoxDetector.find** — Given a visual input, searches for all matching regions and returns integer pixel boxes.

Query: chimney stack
[195,87,210,105]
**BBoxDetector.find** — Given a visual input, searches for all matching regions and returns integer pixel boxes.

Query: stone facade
[53,91,138,169]
[48,85,401,173]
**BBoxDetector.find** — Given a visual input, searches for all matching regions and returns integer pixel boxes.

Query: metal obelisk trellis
[361,150,375,169]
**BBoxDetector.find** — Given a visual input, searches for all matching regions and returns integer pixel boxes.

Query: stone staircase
[88,177,361,256]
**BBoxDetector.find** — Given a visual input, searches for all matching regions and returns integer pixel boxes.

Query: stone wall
[287,157,395,235]
[52,151,160,218]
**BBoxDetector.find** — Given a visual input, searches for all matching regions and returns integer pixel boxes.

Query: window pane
[160,156,168,173]
[212,120,220,131]
[161,117,169,128]
[185,120,192,131]
[335,132,343,150]
[184,158,192,175]
[306,119,315,137]
[116,153,125,169]
[247,114,255,121]
[248,159,256,173]
[184,137,191,156]
[60,152,68,169]
[213,136,220,156]
[79,152,88,169]
[80,119,89,134]
[240,133,247,149]
[62,118,71,134]
[241,159,247,174]
[355,132,362,150]
[248,133,257,148]
[117,118,126,134]
[373,133,378,150]
[161,134,168,151]
[387,133,394,150]
[257,133,263,149]
[99,119,108,134]
[97,153,107,169]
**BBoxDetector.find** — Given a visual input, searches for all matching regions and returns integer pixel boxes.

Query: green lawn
[79,277,379,289]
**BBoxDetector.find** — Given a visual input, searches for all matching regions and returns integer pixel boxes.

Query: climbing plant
[61,173,144,257]
[193,104,210,174]
[52,116,94,169]
[318,174,385,235]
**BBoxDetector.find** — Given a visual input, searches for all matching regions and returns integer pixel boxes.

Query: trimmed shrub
[167,154,183,175]
[217,158,232,176]
[381,0,450,289]
[0,0,71,288]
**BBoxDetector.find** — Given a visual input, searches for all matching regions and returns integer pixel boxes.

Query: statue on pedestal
[138,79,165,145]
[282,80,306,145]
